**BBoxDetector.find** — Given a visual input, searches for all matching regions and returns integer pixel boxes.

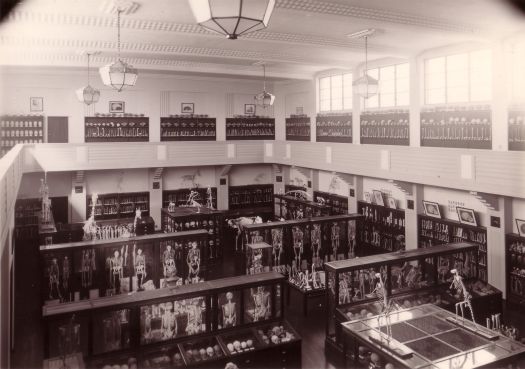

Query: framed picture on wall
[30,97,43,112]
[109,101,125,113]
[516,219,525,237]
[245,104,256,116]
[456,206,477,226]
[387,197,397,209]
[372,190,384,206]
[423,201,441,219]
[364,192,371,203]
[181,103,194,114]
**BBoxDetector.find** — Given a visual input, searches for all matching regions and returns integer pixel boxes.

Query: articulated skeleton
[40,177,52,223]
[285,190,311,201]
[372,272,399,341]
[108,246,128,295]
[331,222,340,261]
[450,268,476,328]
[311,224,322,267]
[186,190,203,213]
[227,216,263,251]
[187,242,201,284]
[83,194,99,241]
[133,244,147,290]
[81,249,96,288]
[206,186,214,210]
[271,228,283,271]
[292,226,304,274]
[48,258,62,300]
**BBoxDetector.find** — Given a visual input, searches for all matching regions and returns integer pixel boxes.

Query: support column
[405,183,423,250]
[409,55,421,147]
[492,42,509,151]
[70,171,86,223]
[149,168,163,231]
[351,176,363,214]
[217,165,232,210]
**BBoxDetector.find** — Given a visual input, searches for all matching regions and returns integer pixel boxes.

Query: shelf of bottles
[360,110,409,146]
[418,214,487,282]
[84,115,149,142]
[160,115,216,141]
[315,114,352,143]
[226,116,275,140]
[508,109,525,151]
[357,201,406,255]
[420,105,492,149]
[506,233,525,306]
[14,198,41,240]
[86,192,150,220]
[163,188,217,210]
[285,115,310,141]
[228,184,274,210]
[0,115,44,157]
[313,191,348,215]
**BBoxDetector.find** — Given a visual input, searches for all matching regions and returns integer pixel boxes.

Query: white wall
[228,164,272,186]
[318,170,350,197]
[163,166,217,190]
[274,80,315,141]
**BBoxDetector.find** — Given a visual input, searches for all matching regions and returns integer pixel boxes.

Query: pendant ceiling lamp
[353,29,379,99]
[76,52,100,105]
[189,0,276,40]
[99,9,138,91]
[254,64,275,108]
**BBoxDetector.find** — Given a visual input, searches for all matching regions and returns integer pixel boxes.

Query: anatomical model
[331,222,340,261]
[81,249,96,288]
[252,286,270,322]
[311,224,322,267]
[48,258,62,300]
[271,228,283,272]
[108,246,127,295]
[222,292,237,328]
[187,242,201,284]
[292,226,304,274]
[133,244,147,291]
[161,302,176,339]
[185,299,203,335]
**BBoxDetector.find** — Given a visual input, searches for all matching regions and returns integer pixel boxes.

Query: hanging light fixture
[99,9,138,91]
[189,0,276,40]
[76,52,101,105]
[352,29,379,99]
[254,64,275,108]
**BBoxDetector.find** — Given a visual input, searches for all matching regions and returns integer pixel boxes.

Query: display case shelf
[360,110,409,146]
[84,116,149,142]
[225,117,275,140]
[285,116,310,141]
[229,184,273,211]
[86,192,150,220]
[316,114,352,143]
[0,115,45,157]
[314,191,348,215]
[163,188,217,210]
[420,106,492,149]
[509,109,525,151]
[160,116,216,141]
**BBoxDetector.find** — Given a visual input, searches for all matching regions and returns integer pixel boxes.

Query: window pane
[380,79,395,94]
[343,73,353,110]
[381,93,395,107]
[426,88,446,105]
[426,72,446,90]
[396,63,409,79]
[397,77,409,93]
[470,49,492,101]
[367,68,379,80]
[426,57,445,74]
[447,86,469,103]
[380,65,395,81]
[320,99,330,112]
[397,92,409,106]
[365,94,379,109]
[447,69,468,88]
[320,76,330,90]
[447,53,468,71]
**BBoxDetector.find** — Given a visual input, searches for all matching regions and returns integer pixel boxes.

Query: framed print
[372,190,384,206]
[456,206,477,226]
[387,197,397,209]
[109,101,125,113]
[30,97,43,112]
[244,104,256,116]
[181,103,194,114]
[364,192,372,203]
[516,219,525,237]
[423,201,441,219]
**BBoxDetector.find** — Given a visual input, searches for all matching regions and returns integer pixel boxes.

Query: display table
[342,304,525,369]
[286,280,325,316]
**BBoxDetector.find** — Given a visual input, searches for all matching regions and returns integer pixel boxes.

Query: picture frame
[516,219,525,237]
[456,206,477,226]
[244,103,256,116]
[364,192,372,203]
[387,197,397,209]
[109,101,125,113]
[181,103,194,114]
[30,97,43,112]
[372,190,384,206]
[423,201,441,219]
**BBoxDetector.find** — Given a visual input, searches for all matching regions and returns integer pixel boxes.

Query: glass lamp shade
[255,91,275,107]
[353,74,379,99]
[189,0,276,39]
[99,59,138,92]
[76,85,100,105]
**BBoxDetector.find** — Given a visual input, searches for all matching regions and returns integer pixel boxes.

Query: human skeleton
[48,258,62,300]
[108,246,127,294]
[133,244,147,290]
[222,292,237,328]
[311,224,322,267]
[450,268,477,327]
[339,274,351,304]
[292,226,304,274]
[40,177,52,223]
[187,242,201,283]
[331,222,340,261]
[271,228,283,271]
[252,286,270,321]
[81,249,96,288]
[372,272,399,341]
[162,244,177,285]
[185,299,203,334]
[161,302,176,339]
[83,194,99,241]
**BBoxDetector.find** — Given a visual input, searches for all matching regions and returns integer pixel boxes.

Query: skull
[233,340,241,351]
[206,347,214,357]
[227,343,234,352]
[271,335,279,344]
[246,339,253,348]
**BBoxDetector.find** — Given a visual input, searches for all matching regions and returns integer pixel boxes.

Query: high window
[363,63,409,109]
[318,72,353,112]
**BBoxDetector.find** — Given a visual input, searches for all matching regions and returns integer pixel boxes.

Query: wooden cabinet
[226,117,275,140]
[86,192,150,220]
[161,116,216,141]
[0,115,44,157]
[506,233,525,306]
[313,191,348,215]
[316,114,352,143]
[229,184,274,211]
[163,188,217,210]
[360,110,409,145]
[285,116,310,141]
[84,116,149,142]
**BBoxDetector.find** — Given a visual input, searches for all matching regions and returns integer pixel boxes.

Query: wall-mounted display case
[285,116,310,141]
[229,184,274,211]
[161,207,224,261]
[160,116,216,141]
[418,214,487,282]
[163,188,217,210]
[357,200,406,255]
[86,192,150,220]
[420,106,491,149]
[0,115,45,157]
[84,116,149,142]
[274,193,331,220]
[506,233,525,306]
[509,109,525,151]
[225,117,275,140]
[313,191,348,215]
[360,110,409,146]
[43,272,301,369]
[316,114,352,143]
[39,230,209,304]
[324,242,501,362]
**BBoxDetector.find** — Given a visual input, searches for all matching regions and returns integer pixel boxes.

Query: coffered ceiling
[0,0,523,80]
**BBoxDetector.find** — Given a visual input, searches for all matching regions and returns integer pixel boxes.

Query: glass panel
[396,63,409,79]
[447,86,469,103]
[331,75,343,111]
[365,94,379,108]
[218,290,241,329]
[348,220,357,258]
[131,243,153,292]
[93,309,131,354]
[380,65,395,81]
[180,336,224,365]
[319,76,330,90]
[48,315,88,357]
[343,73,353,110]
[381,93,395,107]
[447,53,469,71]
[426,88,446,105]
[105,245,132,295]
[390,260,433,295]
[397,91,409,106]
[244,285,272,323]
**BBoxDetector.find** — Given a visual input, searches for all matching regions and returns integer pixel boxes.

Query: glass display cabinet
[44,271,301,369]
[39,230,209,305]
[324,242,502,363]
[245,242,273,275]
[274,193,331,220]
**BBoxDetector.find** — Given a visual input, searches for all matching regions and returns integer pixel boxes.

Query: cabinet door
[47,116,68,143]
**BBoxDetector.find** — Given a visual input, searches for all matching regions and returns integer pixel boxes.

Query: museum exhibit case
[274,193,332,220]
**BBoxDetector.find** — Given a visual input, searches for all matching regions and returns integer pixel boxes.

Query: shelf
[229,184,274,210]
[86,192,150,220]
[226,117,275,140]
[316,114,352,143]
[160,117,216,141]
[84,116,149,142]
[285,116,310,141]
[1,115,45,157]
[360,111,409,146]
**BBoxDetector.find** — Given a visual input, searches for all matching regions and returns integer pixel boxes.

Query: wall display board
[360,110,409,146]
[225,117,275,140]
[39,230,208,304]
[313,191,348,215]
[418,214,487,282]
[285,116,310,141]
[0,115,44,157]
[86,192,150,220]
[316,114,352,143]
[161,208,224,261]
[420,106,491,149]
[274,193,331,220]
[43,272,301,369]
[509,109,525,151]
[160,116,216,141]
[324,243,501,363]
[84,116,149,142]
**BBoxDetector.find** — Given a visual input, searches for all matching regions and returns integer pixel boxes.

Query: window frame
[317,72,353,113]
[362,62,410,110]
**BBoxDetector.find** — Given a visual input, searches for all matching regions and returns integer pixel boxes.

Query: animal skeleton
[285,190,311,201]
[372,272,399,341]
[227,216,263,251]
[450,269,477,328]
